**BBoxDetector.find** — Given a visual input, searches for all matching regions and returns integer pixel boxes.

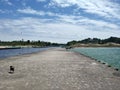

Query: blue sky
[0,0,120,43]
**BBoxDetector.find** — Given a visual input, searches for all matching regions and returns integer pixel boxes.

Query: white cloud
[36,0,46,2]
[0,10,4,13]
[17,7,57,16]
[58,15,119,30]
[17,7,119,30]
[50,0,120,19]
[1,0,13,5]
[0,0,120,43]
[0,17,119,43]
[0,9,13,13]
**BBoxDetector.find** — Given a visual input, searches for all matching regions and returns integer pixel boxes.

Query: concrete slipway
[0,48,120,90]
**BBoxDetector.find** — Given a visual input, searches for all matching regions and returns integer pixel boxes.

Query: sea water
[71,47,120,70]
[0,47,49,59]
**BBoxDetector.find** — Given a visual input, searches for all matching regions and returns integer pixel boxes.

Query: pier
[0,48,120,90]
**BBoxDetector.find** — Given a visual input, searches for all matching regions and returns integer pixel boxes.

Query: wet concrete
[0,48,120,90]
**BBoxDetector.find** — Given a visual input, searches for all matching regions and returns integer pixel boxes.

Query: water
[0,47,49,59]
[71,47,120,70]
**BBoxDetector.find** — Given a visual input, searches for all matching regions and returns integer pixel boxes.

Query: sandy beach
[0,48,120,90]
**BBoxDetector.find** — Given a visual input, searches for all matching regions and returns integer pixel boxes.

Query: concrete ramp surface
[0,48,120,90]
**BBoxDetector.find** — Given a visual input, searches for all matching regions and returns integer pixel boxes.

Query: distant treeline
[1,37,120,47]
[0,40,63,47]
[66,37,120,46]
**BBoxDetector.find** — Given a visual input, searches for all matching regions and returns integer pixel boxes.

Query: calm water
[0,47,49,59]
[71,47,120,70]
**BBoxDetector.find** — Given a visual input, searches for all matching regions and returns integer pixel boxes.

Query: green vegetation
[0,40,64,47]
[66,37,120,47]
[1,37,120,48]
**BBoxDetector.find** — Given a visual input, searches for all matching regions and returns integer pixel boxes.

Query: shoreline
[0,47,21,50]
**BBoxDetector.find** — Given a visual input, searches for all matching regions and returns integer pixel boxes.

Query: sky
[0,0,120,43]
